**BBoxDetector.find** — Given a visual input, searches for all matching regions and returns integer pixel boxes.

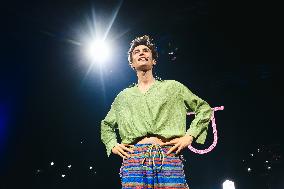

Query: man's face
[131,45,156,71]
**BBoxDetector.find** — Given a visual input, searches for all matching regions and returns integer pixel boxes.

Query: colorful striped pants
[119,143,189,189]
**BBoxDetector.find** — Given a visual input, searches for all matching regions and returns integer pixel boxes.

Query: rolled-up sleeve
[101,102,118,157]
[181,84,213,144]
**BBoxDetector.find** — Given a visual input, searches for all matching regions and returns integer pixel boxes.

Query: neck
[136,69,155,86]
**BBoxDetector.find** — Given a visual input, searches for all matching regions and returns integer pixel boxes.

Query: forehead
[133,45,150,51]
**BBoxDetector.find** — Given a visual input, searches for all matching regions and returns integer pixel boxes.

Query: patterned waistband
[130,143,171,172]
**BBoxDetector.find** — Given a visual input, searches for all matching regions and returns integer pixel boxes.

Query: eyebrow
[133,48,150,53]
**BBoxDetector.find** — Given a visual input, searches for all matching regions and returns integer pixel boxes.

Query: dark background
[0,0,283,188]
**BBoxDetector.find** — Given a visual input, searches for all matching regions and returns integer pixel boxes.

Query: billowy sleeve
[101,102,118,157]
[180,83,213,144]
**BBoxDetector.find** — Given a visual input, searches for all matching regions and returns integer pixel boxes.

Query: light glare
[223,180,235,189]
[85,39,110,62]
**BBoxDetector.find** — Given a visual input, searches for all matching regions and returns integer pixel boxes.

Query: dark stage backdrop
[0,0,283,189]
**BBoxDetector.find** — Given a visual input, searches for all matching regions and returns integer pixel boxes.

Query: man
[101,35,212,188]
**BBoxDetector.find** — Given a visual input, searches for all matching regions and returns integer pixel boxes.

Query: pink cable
[187,106,224,154]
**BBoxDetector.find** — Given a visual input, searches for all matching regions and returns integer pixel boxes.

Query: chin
[136,65,152,71]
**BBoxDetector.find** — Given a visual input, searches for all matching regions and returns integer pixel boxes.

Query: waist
[131,134,178,145]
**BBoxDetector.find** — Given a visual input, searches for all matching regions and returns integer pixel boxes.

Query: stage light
[85,39,110,63]
[222,180,235,189]
[35,169,42,175]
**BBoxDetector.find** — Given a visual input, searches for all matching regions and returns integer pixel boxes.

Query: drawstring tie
[140,144,165,172]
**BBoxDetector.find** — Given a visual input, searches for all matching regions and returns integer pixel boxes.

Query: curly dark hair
[127,35,158,65]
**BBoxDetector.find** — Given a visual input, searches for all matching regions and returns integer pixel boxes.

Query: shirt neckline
[135,79,159,95]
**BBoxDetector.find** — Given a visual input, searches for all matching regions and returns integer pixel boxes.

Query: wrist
[185,134,194,142]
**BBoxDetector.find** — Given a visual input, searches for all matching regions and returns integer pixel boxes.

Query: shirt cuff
[186,127,207,144]
[106,139,118,157]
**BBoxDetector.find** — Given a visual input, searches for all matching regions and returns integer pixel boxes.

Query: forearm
[186,100,212,144]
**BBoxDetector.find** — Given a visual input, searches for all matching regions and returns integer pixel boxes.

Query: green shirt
[101,79,213,157]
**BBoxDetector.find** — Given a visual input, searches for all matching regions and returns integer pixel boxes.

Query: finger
[161,141,176,146]
[163,138,180,145]
[170,138,180,143]
[118,148,131,158]
[112,146,120,154]
[167,143,179,155]
[187,141,193,146]
[119,148,131,158]
[117,151,125,159]
[160,142,172,146]
[124,144,135,147]
[175,145,184,154]
[121,145,134,153]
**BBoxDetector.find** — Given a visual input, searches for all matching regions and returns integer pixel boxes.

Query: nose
[139,51,145,56]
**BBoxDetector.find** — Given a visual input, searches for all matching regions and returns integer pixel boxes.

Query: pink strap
[187,106,224,154]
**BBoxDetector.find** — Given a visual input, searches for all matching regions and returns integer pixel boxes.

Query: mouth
[138,57,149,61]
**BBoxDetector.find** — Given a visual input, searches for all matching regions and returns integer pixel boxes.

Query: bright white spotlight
[85,39,110,63]
[223,180,235,189]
